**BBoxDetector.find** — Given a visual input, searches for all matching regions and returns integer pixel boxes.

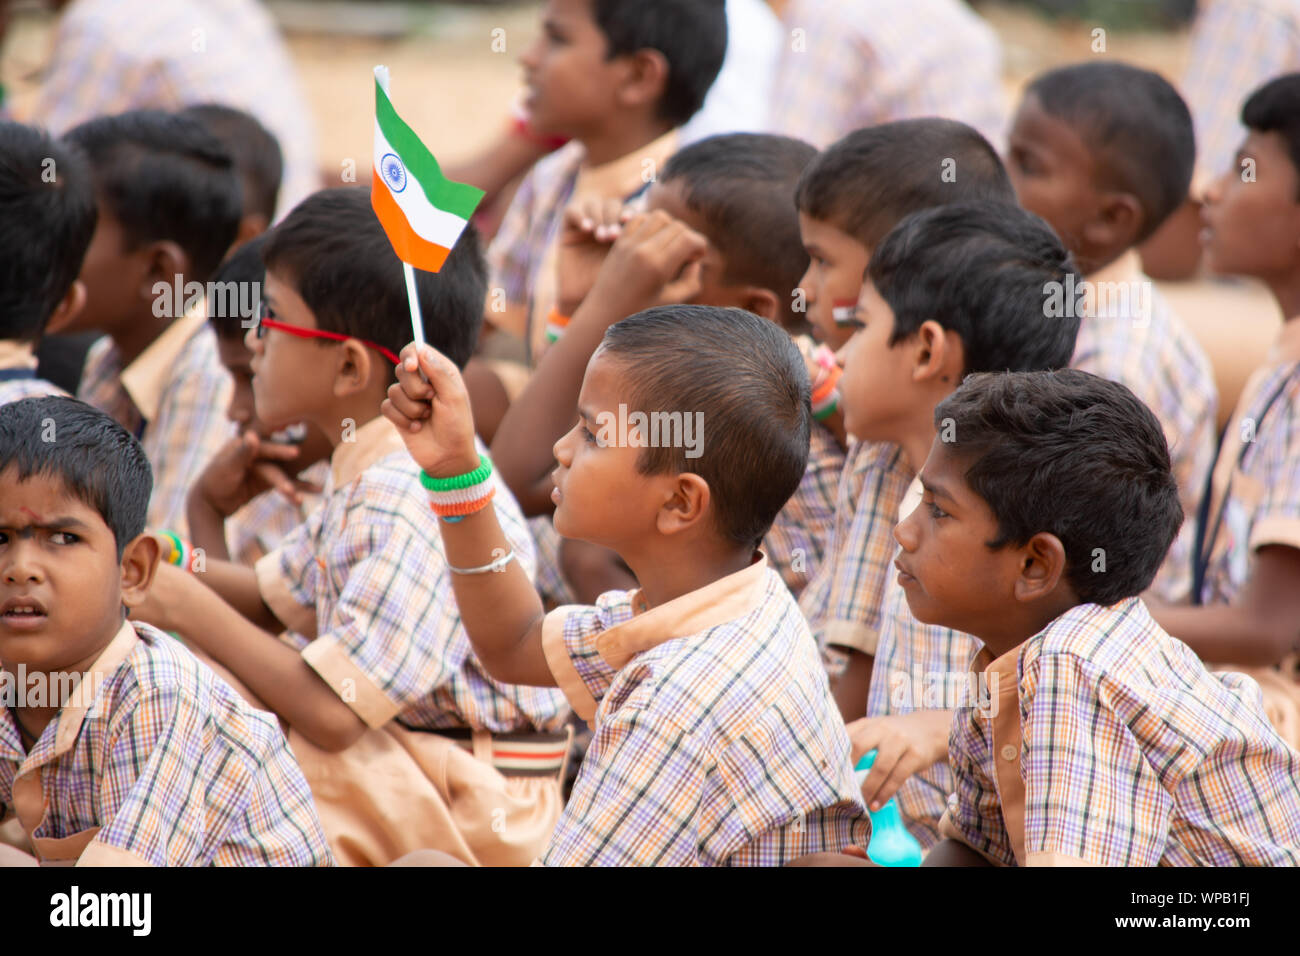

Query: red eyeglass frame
[256,316,401,365]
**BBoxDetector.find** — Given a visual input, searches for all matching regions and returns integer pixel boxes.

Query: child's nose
[893,510,920,552]
[245,324,262,355]
[3,543,44,585]
[553,426,576,466]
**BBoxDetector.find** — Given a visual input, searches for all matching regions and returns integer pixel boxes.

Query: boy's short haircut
[593,0,727,127]
[0,396,152,558]
[0,122,97,342]
[181,103,284,222]
[64,110,242,283]
[794,118,1014,250]
[1242,73,1300,199]
[1027,62,1194,242]
[869,199,1081,375]
[935,369,1183,605]
[598,305,810,550]
[660,133,817,323]
[261,187,486,374]
[208,234,268,342]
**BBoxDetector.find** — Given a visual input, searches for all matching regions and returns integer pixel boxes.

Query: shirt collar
[0,340,38,372]
[328,415,408,489]
[119,303,208,423]
[2,619,139,771]
[595,552,771,670]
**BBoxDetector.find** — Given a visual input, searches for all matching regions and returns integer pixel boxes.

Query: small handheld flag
[372,65,485,349]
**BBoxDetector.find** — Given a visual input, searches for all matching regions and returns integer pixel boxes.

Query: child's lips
[894,558,917,586]
[1,596,49,631]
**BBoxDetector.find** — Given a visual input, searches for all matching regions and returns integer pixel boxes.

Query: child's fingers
[381,396,423,434]
[251,440,303,462]
[866,752,920,810]
[859,737,905,808]
[414,344,470,407]
[385,380,432,423]
[251,462,301,503]
[846,716,884,764]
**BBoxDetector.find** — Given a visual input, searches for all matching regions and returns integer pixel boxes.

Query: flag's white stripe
[374,121,468,249]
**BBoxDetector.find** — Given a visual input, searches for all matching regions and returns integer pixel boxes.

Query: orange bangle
[811,364,843,406]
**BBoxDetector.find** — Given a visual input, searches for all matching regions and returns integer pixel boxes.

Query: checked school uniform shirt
[0,341,66,405]
[798,439,914,661]
[225,460,329,567]
[255,416,569,735]
[539,554,871,866]
[940,598,1300,866]
[0,620,332,866]
[766,0,1006,151]
[763,422,845,597]
[78,309,233,537]
[1071,250,1217,603]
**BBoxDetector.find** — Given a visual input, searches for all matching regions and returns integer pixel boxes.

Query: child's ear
[137,240,190,299]
[119,532,162,609]
[740,287,780,322]
[42,279,88,335]
[332,339,375,398]
[655,472,710,536]
[1012,531,1068,604]
[911,320,965,387]
[1082,191,1144,253]
[616,48,670,113]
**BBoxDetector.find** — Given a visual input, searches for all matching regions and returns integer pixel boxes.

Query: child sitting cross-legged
[383,304,872,865]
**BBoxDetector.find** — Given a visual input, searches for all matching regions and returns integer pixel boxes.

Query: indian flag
[371,66,484,273]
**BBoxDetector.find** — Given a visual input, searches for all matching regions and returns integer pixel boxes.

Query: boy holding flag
[133,77,570,866]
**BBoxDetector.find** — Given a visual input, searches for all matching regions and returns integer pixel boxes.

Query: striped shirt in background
[255,417,569,735]
[539,556,870,865]
[1070,250,1218,603]
[0,342,66,404]
[1183,0,1300,190]
[798,440,914,660]
[0,620,332,866]
[766,0,1007,152]
[27,0,319,218]
[942,599,1300,866]
[78,311,233,537]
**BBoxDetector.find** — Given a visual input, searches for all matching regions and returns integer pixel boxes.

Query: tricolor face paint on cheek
[832,300,860,326]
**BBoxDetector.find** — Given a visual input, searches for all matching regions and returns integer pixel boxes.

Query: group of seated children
[1,0,1299,866]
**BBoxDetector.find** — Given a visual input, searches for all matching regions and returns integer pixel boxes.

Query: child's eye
[51,532,79,545]
[580,425,597,445]
[928,502,949,520]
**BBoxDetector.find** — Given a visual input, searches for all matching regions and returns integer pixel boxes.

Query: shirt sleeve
[255,501,326,640]
[297,509,472,729]
[540,591,635,721]
[541,705,707,866]
[1020,651,1172,866]
[941,706,1016,866]
[1247,386,1300,553]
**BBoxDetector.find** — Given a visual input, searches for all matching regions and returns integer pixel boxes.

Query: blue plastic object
[854,750,924,867]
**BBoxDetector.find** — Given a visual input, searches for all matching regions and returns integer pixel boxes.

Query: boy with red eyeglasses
[132,187,571,867]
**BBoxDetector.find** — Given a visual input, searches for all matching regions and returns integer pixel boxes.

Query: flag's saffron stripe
[370,169,450,273]
[374,81,483,221]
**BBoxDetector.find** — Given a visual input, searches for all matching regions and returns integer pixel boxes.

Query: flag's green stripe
[375,81,485,221]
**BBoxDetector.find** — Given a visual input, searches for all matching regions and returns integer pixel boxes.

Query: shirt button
[1000,745,1017,761]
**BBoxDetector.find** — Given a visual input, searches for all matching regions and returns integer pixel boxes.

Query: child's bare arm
[383,343,556,687]
[190,555,285,633]
[491,211,708,515]
[1150,544,1300,664]
[132,564,367,751]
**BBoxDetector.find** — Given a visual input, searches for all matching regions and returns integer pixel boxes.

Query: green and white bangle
[422,455,496,519]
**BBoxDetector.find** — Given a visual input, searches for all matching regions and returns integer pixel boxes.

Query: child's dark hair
[598,305,809,551]
[0,396,152,559]
[181,103,283,223]
[593,0,727,127]
[1242,73,1300,199]
[795,118,1013,250]
[660,133,817,327]
[208,234,267,342]
[64,110,242,282]
[869,200,1081,375]
[0,122,97,342]
[935,369,1182,606]
[261,187,486,375]
[1027,62,1194,242]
